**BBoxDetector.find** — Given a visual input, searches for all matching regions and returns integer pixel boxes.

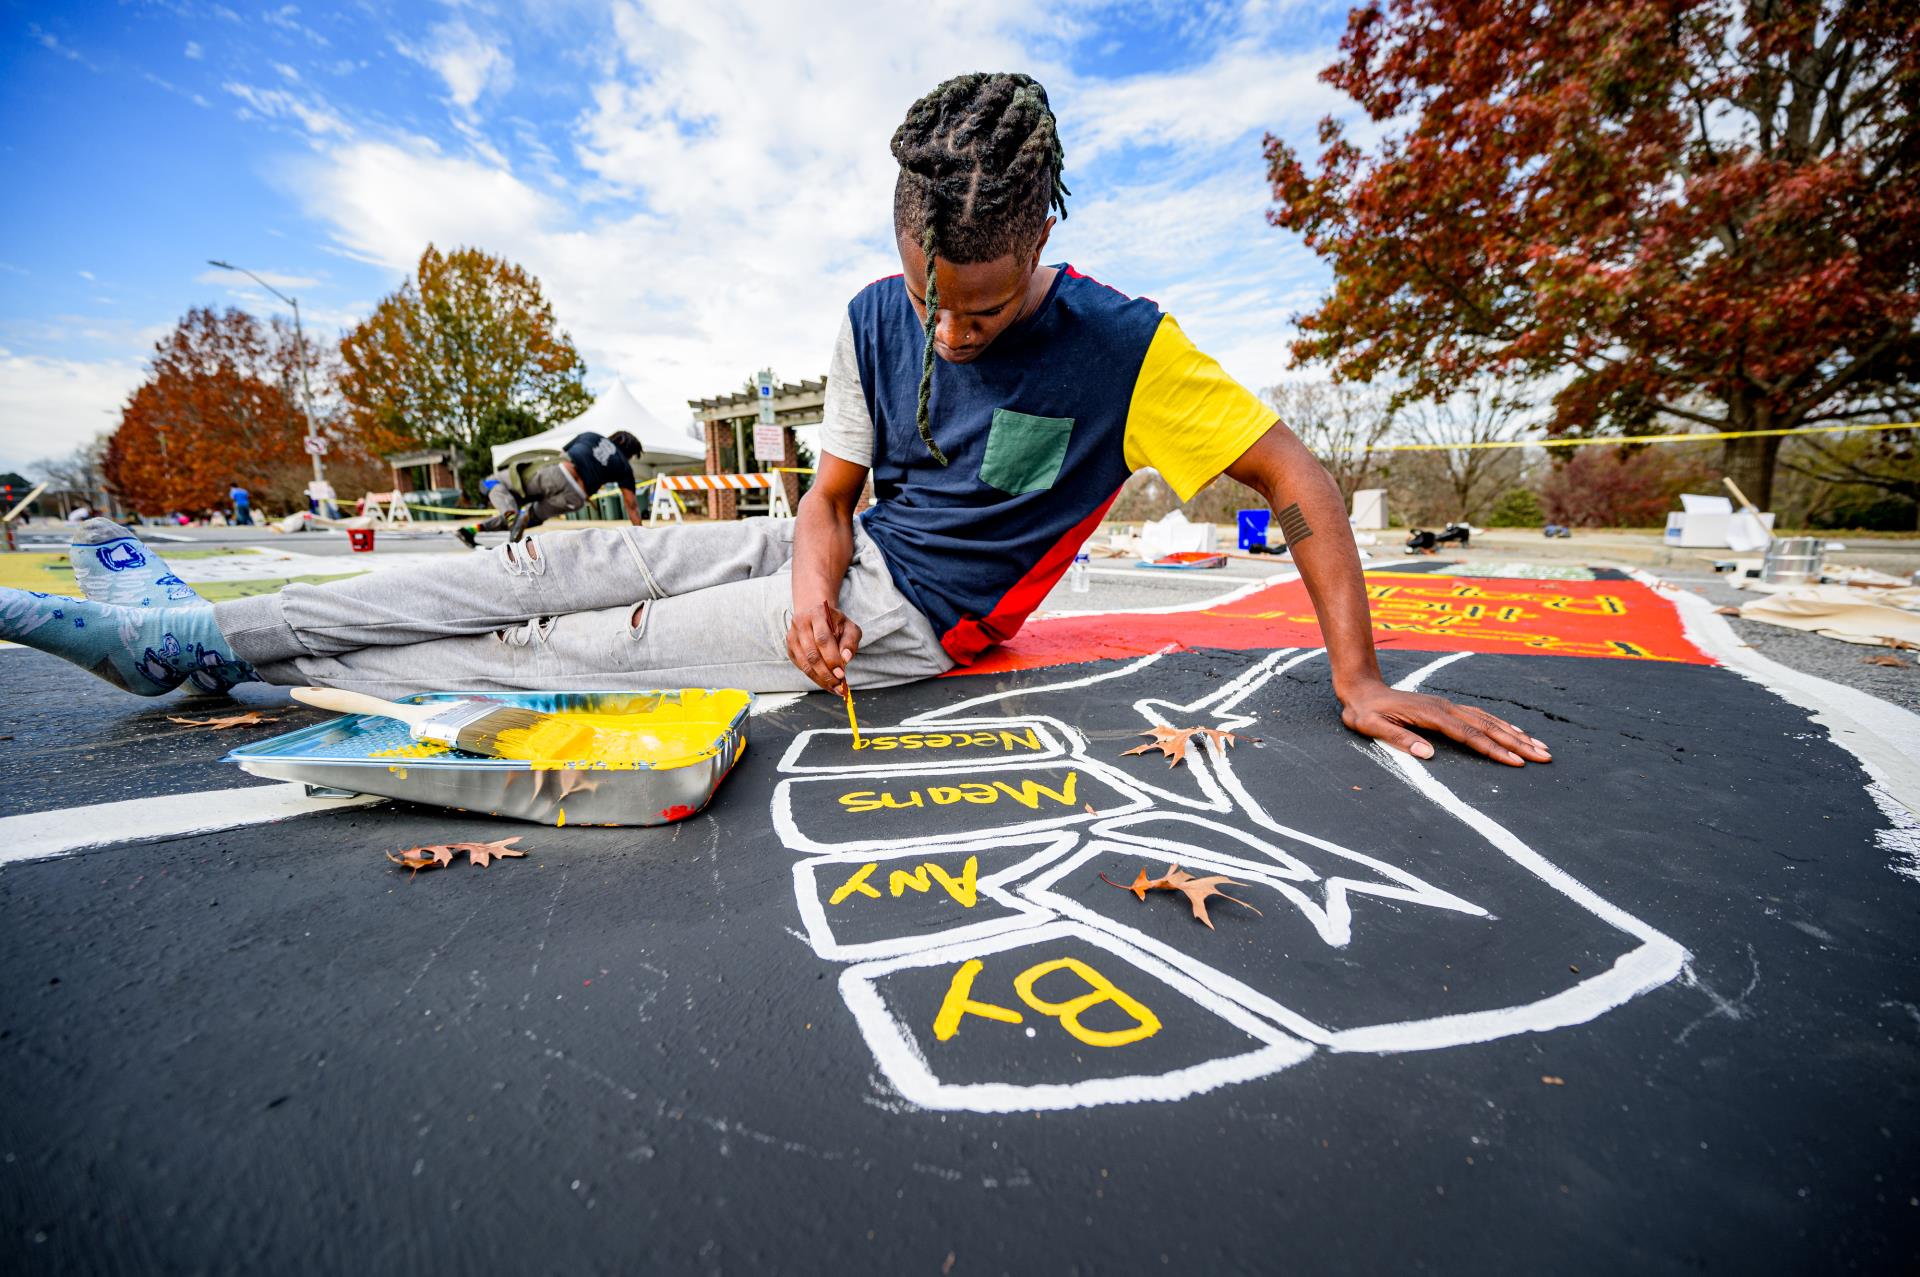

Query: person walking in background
[229,483,252,526]
[456,429,647,548]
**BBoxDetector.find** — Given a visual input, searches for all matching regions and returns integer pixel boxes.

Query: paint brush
[290,687,596,761]
[844,687,864,750]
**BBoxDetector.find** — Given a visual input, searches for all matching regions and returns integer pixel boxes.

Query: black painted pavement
[1,645,1917,1273]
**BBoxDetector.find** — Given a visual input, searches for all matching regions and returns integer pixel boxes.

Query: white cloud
[234,2,1345,424]
[77,270,96,282]
[184,40,203,60]
[397,20,514,112]
[0,351,142,471]
[1068,44,1345,163]
[223,81,352,137]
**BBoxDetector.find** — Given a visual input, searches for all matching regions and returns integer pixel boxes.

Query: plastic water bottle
[1069,552,1091,593]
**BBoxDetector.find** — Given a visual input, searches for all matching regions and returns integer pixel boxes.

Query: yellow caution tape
[1341,419,1914,454]
[401,501,493,516]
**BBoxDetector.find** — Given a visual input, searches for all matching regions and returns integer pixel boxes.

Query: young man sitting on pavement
[0,73,1548,769]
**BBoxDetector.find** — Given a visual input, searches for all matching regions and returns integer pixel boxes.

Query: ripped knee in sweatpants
[496,616,557,647]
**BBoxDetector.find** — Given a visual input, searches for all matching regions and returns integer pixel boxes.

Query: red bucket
[347,527,376,553]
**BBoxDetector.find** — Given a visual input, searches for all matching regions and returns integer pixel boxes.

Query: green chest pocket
[979,409,1075,496]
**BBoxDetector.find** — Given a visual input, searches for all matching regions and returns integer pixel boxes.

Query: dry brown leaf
[463,836,526,868]
[1863,654,1909,667]
[1099,862,1263,930]
[1713,606,1742,616]
[1120,724,1247,770]
[387,836,527,874]
[1541,1075,1566,1086]
[168,710,280,730]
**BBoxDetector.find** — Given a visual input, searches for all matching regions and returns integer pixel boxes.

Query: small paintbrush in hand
[290,687,594,760]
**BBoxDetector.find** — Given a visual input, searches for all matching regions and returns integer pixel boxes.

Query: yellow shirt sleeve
[1122,314,1277,502]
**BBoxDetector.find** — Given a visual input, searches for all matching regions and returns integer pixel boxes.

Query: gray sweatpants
[475,463,587,533]
[214,519,951,699]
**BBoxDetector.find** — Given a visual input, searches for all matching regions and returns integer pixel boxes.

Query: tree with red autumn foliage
[105,307,325,516]
[336,246,592,479]
[1266,0,1919,508]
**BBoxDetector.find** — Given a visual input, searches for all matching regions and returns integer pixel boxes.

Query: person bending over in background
[456,429,647,547]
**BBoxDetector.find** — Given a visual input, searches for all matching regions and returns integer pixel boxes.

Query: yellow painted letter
[1013,957,1161,1048]
[932,959,1024,1041]
[992,771,1079,810]
[829,862,881,905]
[924,856,979,907]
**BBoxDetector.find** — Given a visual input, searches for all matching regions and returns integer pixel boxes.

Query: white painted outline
[787,557,1920,1105]
[838,921,1313,1113]
[775,718,1067,775]
[1330,651,1691,1051]
[771,758,1150,855]
[0,782,382,867]
[790,832,1074,961]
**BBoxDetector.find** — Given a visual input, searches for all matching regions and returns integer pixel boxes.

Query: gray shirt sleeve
[819,311,875,468]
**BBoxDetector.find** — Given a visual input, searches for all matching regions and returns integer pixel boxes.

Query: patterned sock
[0,589,256,697]
[66,519,253,694]
[70,518,204,608]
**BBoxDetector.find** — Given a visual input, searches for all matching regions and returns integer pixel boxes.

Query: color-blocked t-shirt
[833,265,1274,665]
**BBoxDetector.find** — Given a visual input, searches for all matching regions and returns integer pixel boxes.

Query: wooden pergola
[687,377,825,519]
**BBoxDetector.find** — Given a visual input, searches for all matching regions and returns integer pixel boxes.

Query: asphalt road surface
[2,588,1917,1271]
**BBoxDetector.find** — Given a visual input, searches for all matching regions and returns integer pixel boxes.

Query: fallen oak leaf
[1099,863,1263,929]
[1123,725,1194,769]
[460,836,525,868]
[168,710,280,729]
[1120,725,1249,770]
[1863,653,1909,667]
[386,845,453,874]
[386,837,526,874]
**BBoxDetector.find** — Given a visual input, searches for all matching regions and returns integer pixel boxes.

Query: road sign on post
[753,369,782,461]
[303,435,330,457]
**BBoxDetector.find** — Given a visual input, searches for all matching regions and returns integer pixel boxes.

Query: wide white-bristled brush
[290,687,593,761]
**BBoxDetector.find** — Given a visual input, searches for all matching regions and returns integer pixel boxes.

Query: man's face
[897,222,1051,365]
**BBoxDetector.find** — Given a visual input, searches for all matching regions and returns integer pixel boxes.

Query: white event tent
[489,380,705,479]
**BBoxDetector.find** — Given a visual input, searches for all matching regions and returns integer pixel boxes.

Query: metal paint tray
[224,689,751,827]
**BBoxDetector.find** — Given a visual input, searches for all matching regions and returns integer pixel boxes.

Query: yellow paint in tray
[489,688,752,770]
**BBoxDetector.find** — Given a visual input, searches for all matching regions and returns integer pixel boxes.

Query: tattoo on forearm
[1276,502,1313,548]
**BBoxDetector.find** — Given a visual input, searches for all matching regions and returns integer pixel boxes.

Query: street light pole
[207,259,329,495]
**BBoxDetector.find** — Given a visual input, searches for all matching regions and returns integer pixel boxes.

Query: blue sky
[0,0,1355,472]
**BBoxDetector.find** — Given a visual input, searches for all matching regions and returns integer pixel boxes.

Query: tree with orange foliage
[1267,0,1919,508]
[104,307,327,516]
[336,245,592,495]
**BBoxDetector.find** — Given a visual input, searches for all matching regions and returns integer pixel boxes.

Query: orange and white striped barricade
[649,472,792,523]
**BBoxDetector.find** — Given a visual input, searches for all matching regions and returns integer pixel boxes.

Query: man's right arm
[786,454,868,695]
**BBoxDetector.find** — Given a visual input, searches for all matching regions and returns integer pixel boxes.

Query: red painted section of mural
[949,572,1711,677]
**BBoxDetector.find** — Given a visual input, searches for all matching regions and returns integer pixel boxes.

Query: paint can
[347,527,376,553]
[1760,536,1823,585]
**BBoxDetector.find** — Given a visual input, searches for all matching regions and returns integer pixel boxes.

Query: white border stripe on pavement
[0,783,382,868]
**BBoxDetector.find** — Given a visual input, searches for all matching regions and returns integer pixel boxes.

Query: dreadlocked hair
[890,72,1070,464]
